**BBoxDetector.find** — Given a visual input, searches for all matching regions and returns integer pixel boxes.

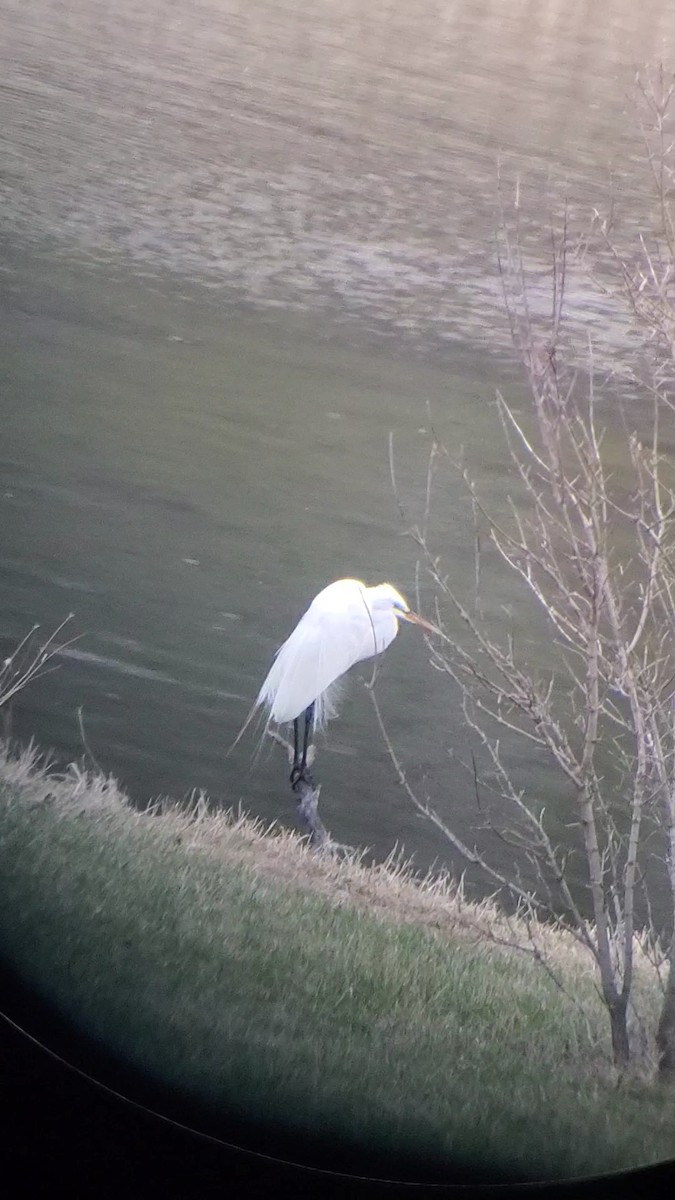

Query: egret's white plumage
[256,578,422,729]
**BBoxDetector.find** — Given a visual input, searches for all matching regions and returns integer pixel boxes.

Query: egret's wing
[257,582,380,726]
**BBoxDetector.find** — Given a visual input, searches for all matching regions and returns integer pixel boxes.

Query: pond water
[3,0,675,895]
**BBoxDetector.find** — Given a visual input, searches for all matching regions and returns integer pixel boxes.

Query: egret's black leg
[290,702,315,787]
[301,702,314,775]
[292,716,301,780]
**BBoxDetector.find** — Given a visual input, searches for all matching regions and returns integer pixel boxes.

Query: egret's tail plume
[315,679,344,729]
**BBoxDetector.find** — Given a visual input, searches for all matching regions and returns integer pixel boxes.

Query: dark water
[2,0,675,885]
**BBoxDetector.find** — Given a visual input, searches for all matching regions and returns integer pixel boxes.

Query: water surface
[3,0,675,887]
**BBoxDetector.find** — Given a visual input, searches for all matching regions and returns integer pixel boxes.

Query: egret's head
[369,583,436,632]
[369,582,409,613]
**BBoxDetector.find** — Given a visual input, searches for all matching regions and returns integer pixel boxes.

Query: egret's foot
[290,763,314,789]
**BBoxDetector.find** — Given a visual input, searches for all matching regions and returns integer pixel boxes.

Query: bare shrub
[385,69,675,1078]
[1,616,76,742]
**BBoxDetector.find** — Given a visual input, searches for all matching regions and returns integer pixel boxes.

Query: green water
[2,0,673,891]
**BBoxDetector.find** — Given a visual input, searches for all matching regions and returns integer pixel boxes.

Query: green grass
[0,745,673,1183]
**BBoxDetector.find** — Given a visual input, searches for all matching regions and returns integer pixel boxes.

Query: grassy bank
[0,743,673,1183]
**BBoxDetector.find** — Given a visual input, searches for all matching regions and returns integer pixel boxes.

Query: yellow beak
[399,610,438,635]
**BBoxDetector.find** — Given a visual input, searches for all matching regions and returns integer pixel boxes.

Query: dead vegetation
[384,67,675,1079]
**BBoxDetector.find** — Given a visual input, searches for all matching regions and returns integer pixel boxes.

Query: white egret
[253,578,436,786]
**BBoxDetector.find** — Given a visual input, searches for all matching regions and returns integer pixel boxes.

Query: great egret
[253,578,436,786]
